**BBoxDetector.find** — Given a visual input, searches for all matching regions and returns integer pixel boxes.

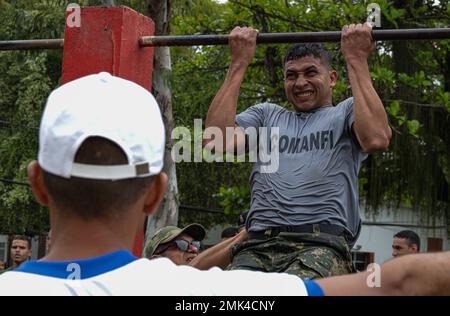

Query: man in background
[144,224,206,265]
[392,230,420,258]
[145,224,248,270]
[0,235,32,274]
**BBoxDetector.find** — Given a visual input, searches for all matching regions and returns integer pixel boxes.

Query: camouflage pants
[227,232,355,280]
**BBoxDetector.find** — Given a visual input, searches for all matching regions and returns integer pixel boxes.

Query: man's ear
[143,172,168,216]
[27,160,50,206]
[329,69,338,88]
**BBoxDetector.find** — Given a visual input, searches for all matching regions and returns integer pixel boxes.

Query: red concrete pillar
[62,6,155,91]
[62,6,155,257]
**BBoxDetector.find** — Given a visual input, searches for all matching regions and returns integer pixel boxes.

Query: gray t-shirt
[236,97,367,245]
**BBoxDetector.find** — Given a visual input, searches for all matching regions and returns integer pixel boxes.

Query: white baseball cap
[38,72,165,180]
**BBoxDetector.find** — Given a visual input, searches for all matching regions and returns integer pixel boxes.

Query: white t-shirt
[0,250,322,296]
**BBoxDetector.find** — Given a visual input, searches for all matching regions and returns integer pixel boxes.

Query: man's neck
[12,261,23,269]
[42,217,138,262]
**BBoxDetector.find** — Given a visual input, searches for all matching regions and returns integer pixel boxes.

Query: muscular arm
[190,229,248,270]
[317,251,450,295]
[341,23,392,153]
[204,27,258,153]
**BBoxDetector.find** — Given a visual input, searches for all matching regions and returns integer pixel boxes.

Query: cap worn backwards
[38,72,165,180]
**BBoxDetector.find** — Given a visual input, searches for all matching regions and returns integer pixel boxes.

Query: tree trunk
[145,0,179,242]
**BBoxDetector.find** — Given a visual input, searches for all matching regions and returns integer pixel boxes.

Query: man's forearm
[346,58,392,153]
[317,251,450,296]
[395,252,450,295]
[190,230,247,270]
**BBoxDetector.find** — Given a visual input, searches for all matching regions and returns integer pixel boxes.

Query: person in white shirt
[0,73,315,296]
[1,72,449,296]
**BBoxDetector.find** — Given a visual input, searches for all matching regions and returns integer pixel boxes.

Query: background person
[0,235,32,275]
[145,224,248,270]
[392,230,420,258]
[10,235,32,271]
[144,224,206,265]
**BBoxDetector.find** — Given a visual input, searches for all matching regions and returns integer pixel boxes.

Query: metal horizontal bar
[0,39,64,51]
[1,28,449,51]
[140,28,450,47]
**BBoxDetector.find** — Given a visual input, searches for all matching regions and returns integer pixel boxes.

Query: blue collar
[15,250,138,280]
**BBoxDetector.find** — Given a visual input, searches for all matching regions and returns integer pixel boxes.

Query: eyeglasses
[172,239,201,252]
[155,238,201,256]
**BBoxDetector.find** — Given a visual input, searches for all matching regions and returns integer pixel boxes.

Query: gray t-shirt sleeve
[342,98,355,131]
[236,103,274,129]
[341,97,362,149]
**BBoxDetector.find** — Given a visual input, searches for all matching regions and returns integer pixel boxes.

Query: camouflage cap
[144,223,206,258]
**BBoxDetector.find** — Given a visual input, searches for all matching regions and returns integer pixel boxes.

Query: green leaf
[407,120,421,138]
[387,101,401,117]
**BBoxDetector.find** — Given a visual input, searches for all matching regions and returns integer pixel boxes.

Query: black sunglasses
[172,239,201,252]
[155,239,201,255]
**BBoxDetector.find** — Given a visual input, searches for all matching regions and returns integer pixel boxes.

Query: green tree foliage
[0,0,449,234]
[0,0,71,235]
